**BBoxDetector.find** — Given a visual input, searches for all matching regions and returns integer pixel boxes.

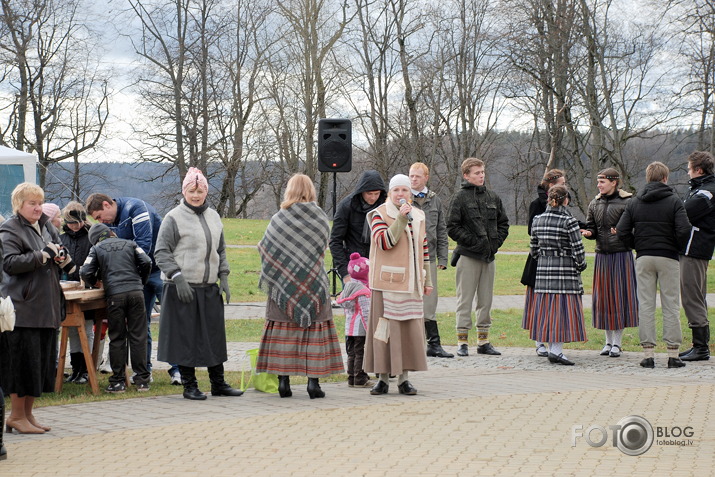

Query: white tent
[0,145,38,217]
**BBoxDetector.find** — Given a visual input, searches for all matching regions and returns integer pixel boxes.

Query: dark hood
[352,170,387,197]
[689,174,715,191]
[536,184,548,202]
[62,223,90,238]
[637,181,675,202]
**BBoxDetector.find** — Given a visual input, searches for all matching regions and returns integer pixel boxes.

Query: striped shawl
[258,202,331,328]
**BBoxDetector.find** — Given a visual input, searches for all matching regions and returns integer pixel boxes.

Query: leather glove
[219,275,230,304]
[42,242,60,263]
[172,273,195,304]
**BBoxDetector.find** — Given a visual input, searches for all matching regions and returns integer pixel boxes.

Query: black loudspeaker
[318,118,352,172]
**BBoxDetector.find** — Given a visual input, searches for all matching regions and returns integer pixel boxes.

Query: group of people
[522,152,715,369]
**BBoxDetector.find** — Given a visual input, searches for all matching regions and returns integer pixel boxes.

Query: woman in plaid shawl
[256,174,344,399]
[529,185,588,365]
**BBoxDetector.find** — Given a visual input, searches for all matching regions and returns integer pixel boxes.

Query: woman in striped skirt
[581,168,638,357]
[530,185,588,365]
[256,174,344,399]
[521,169,565,358]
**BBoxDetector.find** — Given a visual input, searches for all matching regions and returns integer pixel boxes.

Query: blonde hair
[62,201,88,224]
[11,182,44,214]
[461,158,484,176]
[281,174,316,209]
[410,162,430,176]
[645,162,669,183]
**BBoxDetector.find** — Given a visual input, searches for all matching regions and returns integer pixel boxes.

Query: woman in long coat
[1,183,75,433]
[521,169,565,357]
[530,185,587,365]
[155,167,243,400]
[364,174,432,396]
[256,174,344,399]
[581,168,638,358]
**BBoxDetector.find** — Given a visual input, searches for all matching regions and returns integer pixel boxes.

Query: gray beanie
[88,223,113,245]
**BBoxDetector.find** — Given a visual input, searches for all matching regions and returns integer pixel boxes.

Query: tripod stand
[326,171,342,299]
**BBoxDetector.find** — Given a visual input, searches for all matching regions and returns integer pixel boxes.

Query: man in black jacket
[80,223,152,392]
[329,170,387,283]
[447,158,509,357]
[617,162,691,369]
[679,151,715,361]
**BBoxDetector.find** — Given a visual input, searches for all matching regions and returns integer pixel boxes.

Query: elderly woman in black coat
[0,183,75,434]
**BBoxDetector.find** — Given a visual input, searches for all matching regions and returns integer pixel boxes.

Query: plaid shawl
[258,202,331,328]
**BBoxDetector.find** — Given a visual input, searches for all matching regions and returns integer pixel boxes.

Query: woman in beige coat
[364,174,432,396]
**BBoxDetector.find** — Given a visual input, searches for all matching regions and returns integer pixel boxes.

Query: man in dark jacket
[616,161,691,369]
[80,223,153,393]
[410,162,453,358]
[447,158,509,357]
[679,151,715,361]
[329,170,387,282]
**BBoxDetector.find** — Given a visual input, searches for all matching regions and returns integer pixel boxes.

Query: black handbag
[520,254,537,288]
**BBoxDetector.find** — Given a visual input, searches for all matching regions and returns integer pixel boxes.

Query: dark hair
[547,185,569,207]
[85,193,113,214]
[688,151,715,176]
[597,167,620,187]
[540,169,565,191]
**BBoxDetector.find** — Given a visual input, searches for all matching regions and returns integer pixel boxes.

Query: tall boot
[1,388,7,461]
[179,365,207,400]
[425,321,454,358]
[65,352,82,383]
[208,363,243,396]
[278,376,292,398]
[681,325,710,361]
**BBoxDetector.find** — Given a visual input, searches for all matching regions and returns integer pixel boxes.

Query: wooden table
[55,288,107,395]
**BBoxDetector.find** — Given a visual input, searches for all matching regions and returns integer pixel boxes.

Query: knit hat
[347,252,369,285]
[388,174,410,191]
[41,203,61,219]
[88,223,113,245]
[182,167,209,195]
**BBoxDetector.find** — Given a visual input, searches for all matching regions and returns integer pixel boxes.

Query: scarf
[257,201,330,328]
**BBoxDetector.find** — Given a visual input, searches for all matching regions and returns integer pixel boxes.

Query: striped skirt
[256,319,344,378]
[530,293,586,343]
[521,286,538,331]
[592,251,639,330]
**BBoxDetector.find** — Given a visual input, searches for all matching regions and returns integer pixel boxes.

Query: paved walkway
[4,296,715,475]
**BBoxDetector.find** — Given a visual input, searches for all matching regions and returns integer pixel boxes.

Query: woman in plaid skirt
[529,185,588,365]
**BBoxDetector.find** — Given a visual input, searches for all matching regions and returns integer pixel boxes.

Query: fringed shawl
[258,202,330,328]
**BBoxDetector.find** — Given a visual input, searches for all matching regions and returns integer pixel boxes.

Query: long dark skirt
[0,327,57,397]
[156,283,228,367]
[256,320,344,378]
[592,251,639,330]
[530,293,587,343]
[521,286,538,331]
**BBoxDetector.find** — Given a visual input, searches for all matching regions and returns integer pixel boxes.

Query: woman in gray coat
[1,183,75,434]
[155,168,242,400]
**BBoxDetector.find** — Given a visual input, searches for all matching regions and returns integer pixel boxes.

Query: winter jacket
[0,213,63,328]
[336,280,370,337]
[412,190,448,267]
[154,200,230,285]
[616,181,691,260]
[60,223,92,282]
[447,182,509,263]
[329,170,387,279]
[80,237,152,297]
[527,185,548,235]
[110,197,162,271]
[583,189,633,254]
[681,174,715,259]
[530,205,586,295]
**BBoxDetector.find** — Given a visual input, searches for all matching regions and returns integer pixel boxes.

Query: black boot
[681,326,710,361]
[1,387,7,461]
[278,375,292,398]
[179,366,207,400]
[208,364,243,396]
[307,378,325,399]
[65,352,82,383]
[425,321,454,358]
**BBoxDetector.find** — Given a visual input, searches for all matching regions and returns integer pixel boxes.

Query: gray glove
[219,275,230,304]
[172,273,194,303]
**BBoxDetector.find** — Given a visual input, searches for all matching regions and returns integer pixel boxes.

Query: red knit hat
[348,252,369,285]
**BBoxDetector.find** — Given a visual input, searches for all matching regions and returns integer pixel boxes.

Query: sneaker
[170,372,182,386]
[351,379,375,388]
[136,383,150,392]
[130,372,153,384]
[609,345,622,358]
[99,359,112,374]
[74,373,89,384]
[106,382,126,393]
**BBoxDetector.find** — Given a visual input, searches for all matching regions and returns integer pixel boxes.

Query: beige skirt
[364,290,428,375]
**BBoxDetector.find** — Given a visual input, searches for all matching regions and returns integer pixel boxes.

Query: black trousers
[346,336,368,384]
[107,291,149,385]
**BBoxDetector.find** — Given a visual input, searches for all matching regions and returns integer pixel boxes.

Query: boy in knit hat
[80,223,153,392]
[336,253,373,387]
